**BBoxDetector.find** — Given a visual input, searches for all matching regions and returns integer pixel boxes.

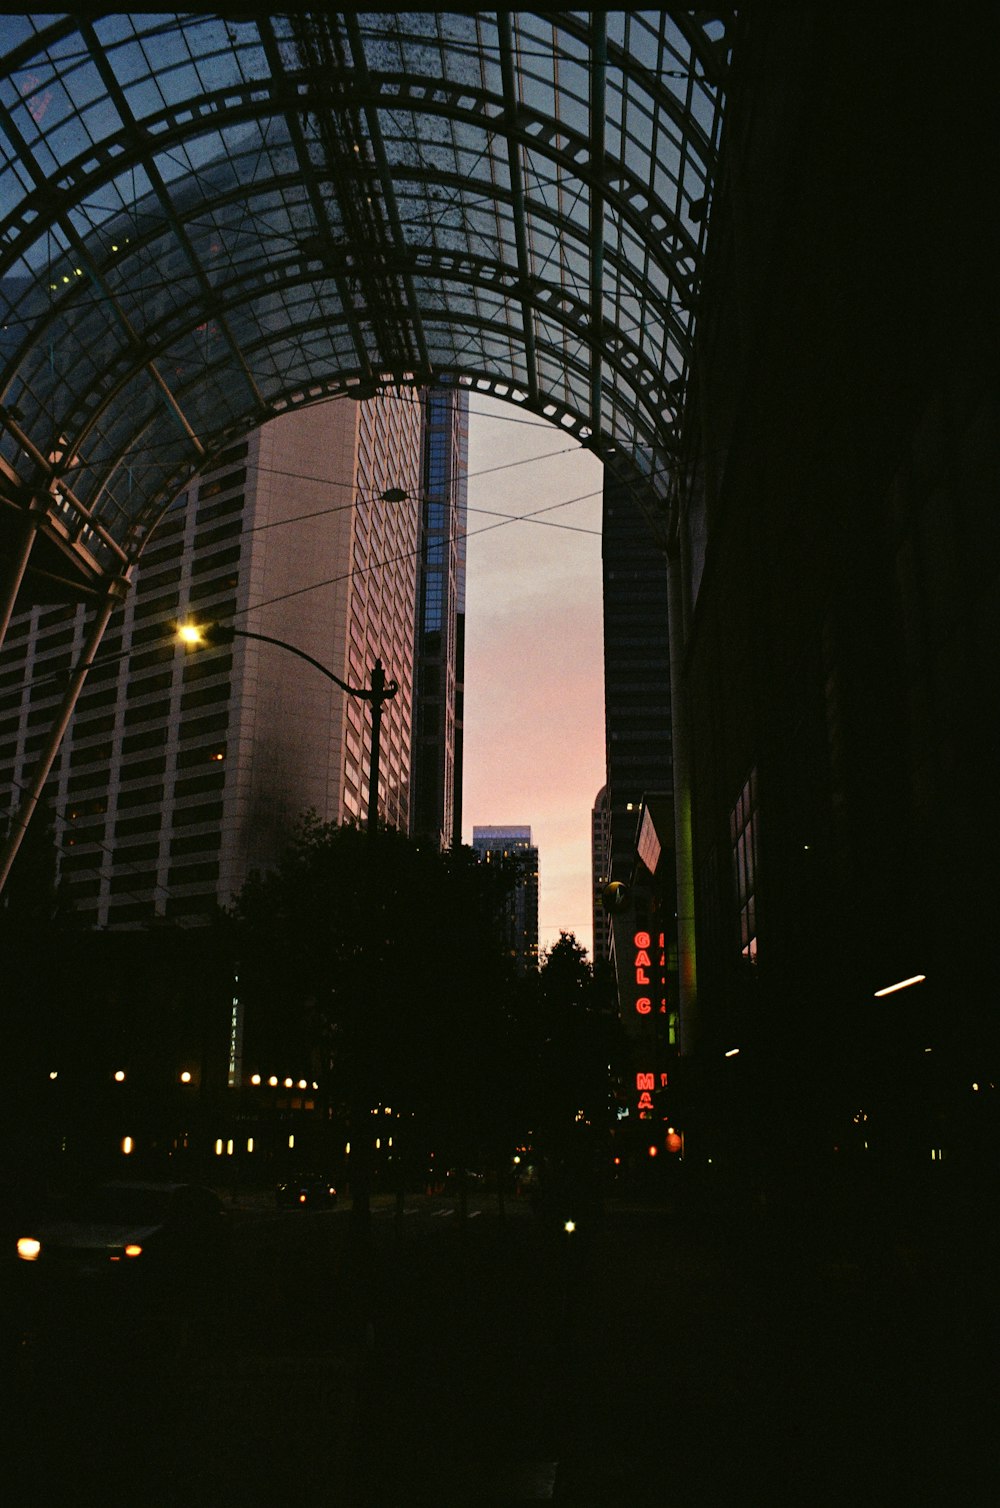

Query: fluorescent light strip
[874,974,926,998]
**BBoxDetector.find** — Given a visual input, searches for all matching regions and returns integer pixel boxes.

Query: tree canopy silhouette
[225,814,521,1173]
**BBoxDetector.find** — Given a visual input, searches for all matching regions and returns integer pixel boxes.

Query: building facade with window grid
[1,395,427,927]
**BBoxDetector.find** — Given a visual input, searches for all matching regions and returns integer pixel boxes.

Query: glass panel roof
[0,9,730,582]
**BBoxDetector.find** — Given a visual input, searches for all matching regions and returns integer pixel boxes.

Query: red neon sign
[633,932,650,1012]
[634,930,670,1015]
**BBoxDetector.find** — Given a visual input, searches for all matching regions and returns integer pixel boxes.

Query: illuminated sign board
[227,972,244,1089]
[635,1068,669,1118]
[631,933,670,1113]
[632,931,668,1017]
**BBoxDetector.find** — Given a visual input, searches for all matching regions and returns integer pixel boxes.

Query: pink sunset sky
[462,398,605,960]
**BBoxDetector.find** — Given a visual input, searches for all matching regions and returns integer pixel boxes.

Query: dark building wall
[681,9,1000,1161]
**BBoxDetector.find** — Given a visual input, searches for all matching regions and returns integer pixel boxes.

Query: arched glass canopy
[0,10,729,595]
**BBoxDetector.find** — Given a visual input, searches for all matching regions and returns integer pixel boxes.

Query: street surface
[3,1183,997,1505]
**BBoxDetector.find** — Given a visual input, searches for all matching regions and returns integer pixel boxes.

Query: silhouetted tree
[225,815,520,1206]
[527,931,621,1154]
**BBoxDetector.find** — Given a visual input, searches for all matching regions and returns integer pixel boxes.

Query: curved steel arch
[0,9,729,597]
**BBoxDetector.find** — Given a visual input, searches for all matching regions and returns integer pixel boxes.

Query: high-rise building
[471,825,539,974]
[600,476,675,1070]
[0,392,466,928]
[411,389,468,851]
[591,785,612,965]
[601,478,673,890]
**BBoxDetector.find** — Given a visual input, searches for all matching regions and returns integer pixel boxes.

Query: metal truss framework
[0,9,730,602]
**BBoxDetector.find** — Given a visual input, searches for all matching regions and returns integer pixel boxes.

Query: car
[14,1178,229,1294]
[275,1174,338,1209]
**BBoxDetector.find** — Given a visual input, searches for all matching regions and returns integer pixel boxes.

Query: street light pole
[178,621,398,833]
[366,657,387,843]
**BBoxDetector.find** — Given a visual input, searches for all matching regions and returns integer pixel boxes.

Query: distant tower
[591,784,612,964]
[472,825,539,973]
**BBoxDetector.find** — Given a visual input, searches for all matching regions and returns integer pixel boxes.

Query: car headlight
[17,1237,41,1261]
[124,1244,143,1258]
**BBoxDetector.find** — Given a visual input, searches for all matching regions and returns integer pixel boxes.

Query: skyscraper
[599,475,675,1074]
[471,825,539,973]
[411,389,469,851]
[601,478,673,890]
[591,784,612,965]
[1,391,466,927]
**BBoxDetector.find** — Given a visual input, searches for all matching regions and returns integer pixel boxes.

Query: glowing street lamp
[176,619,397,835]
